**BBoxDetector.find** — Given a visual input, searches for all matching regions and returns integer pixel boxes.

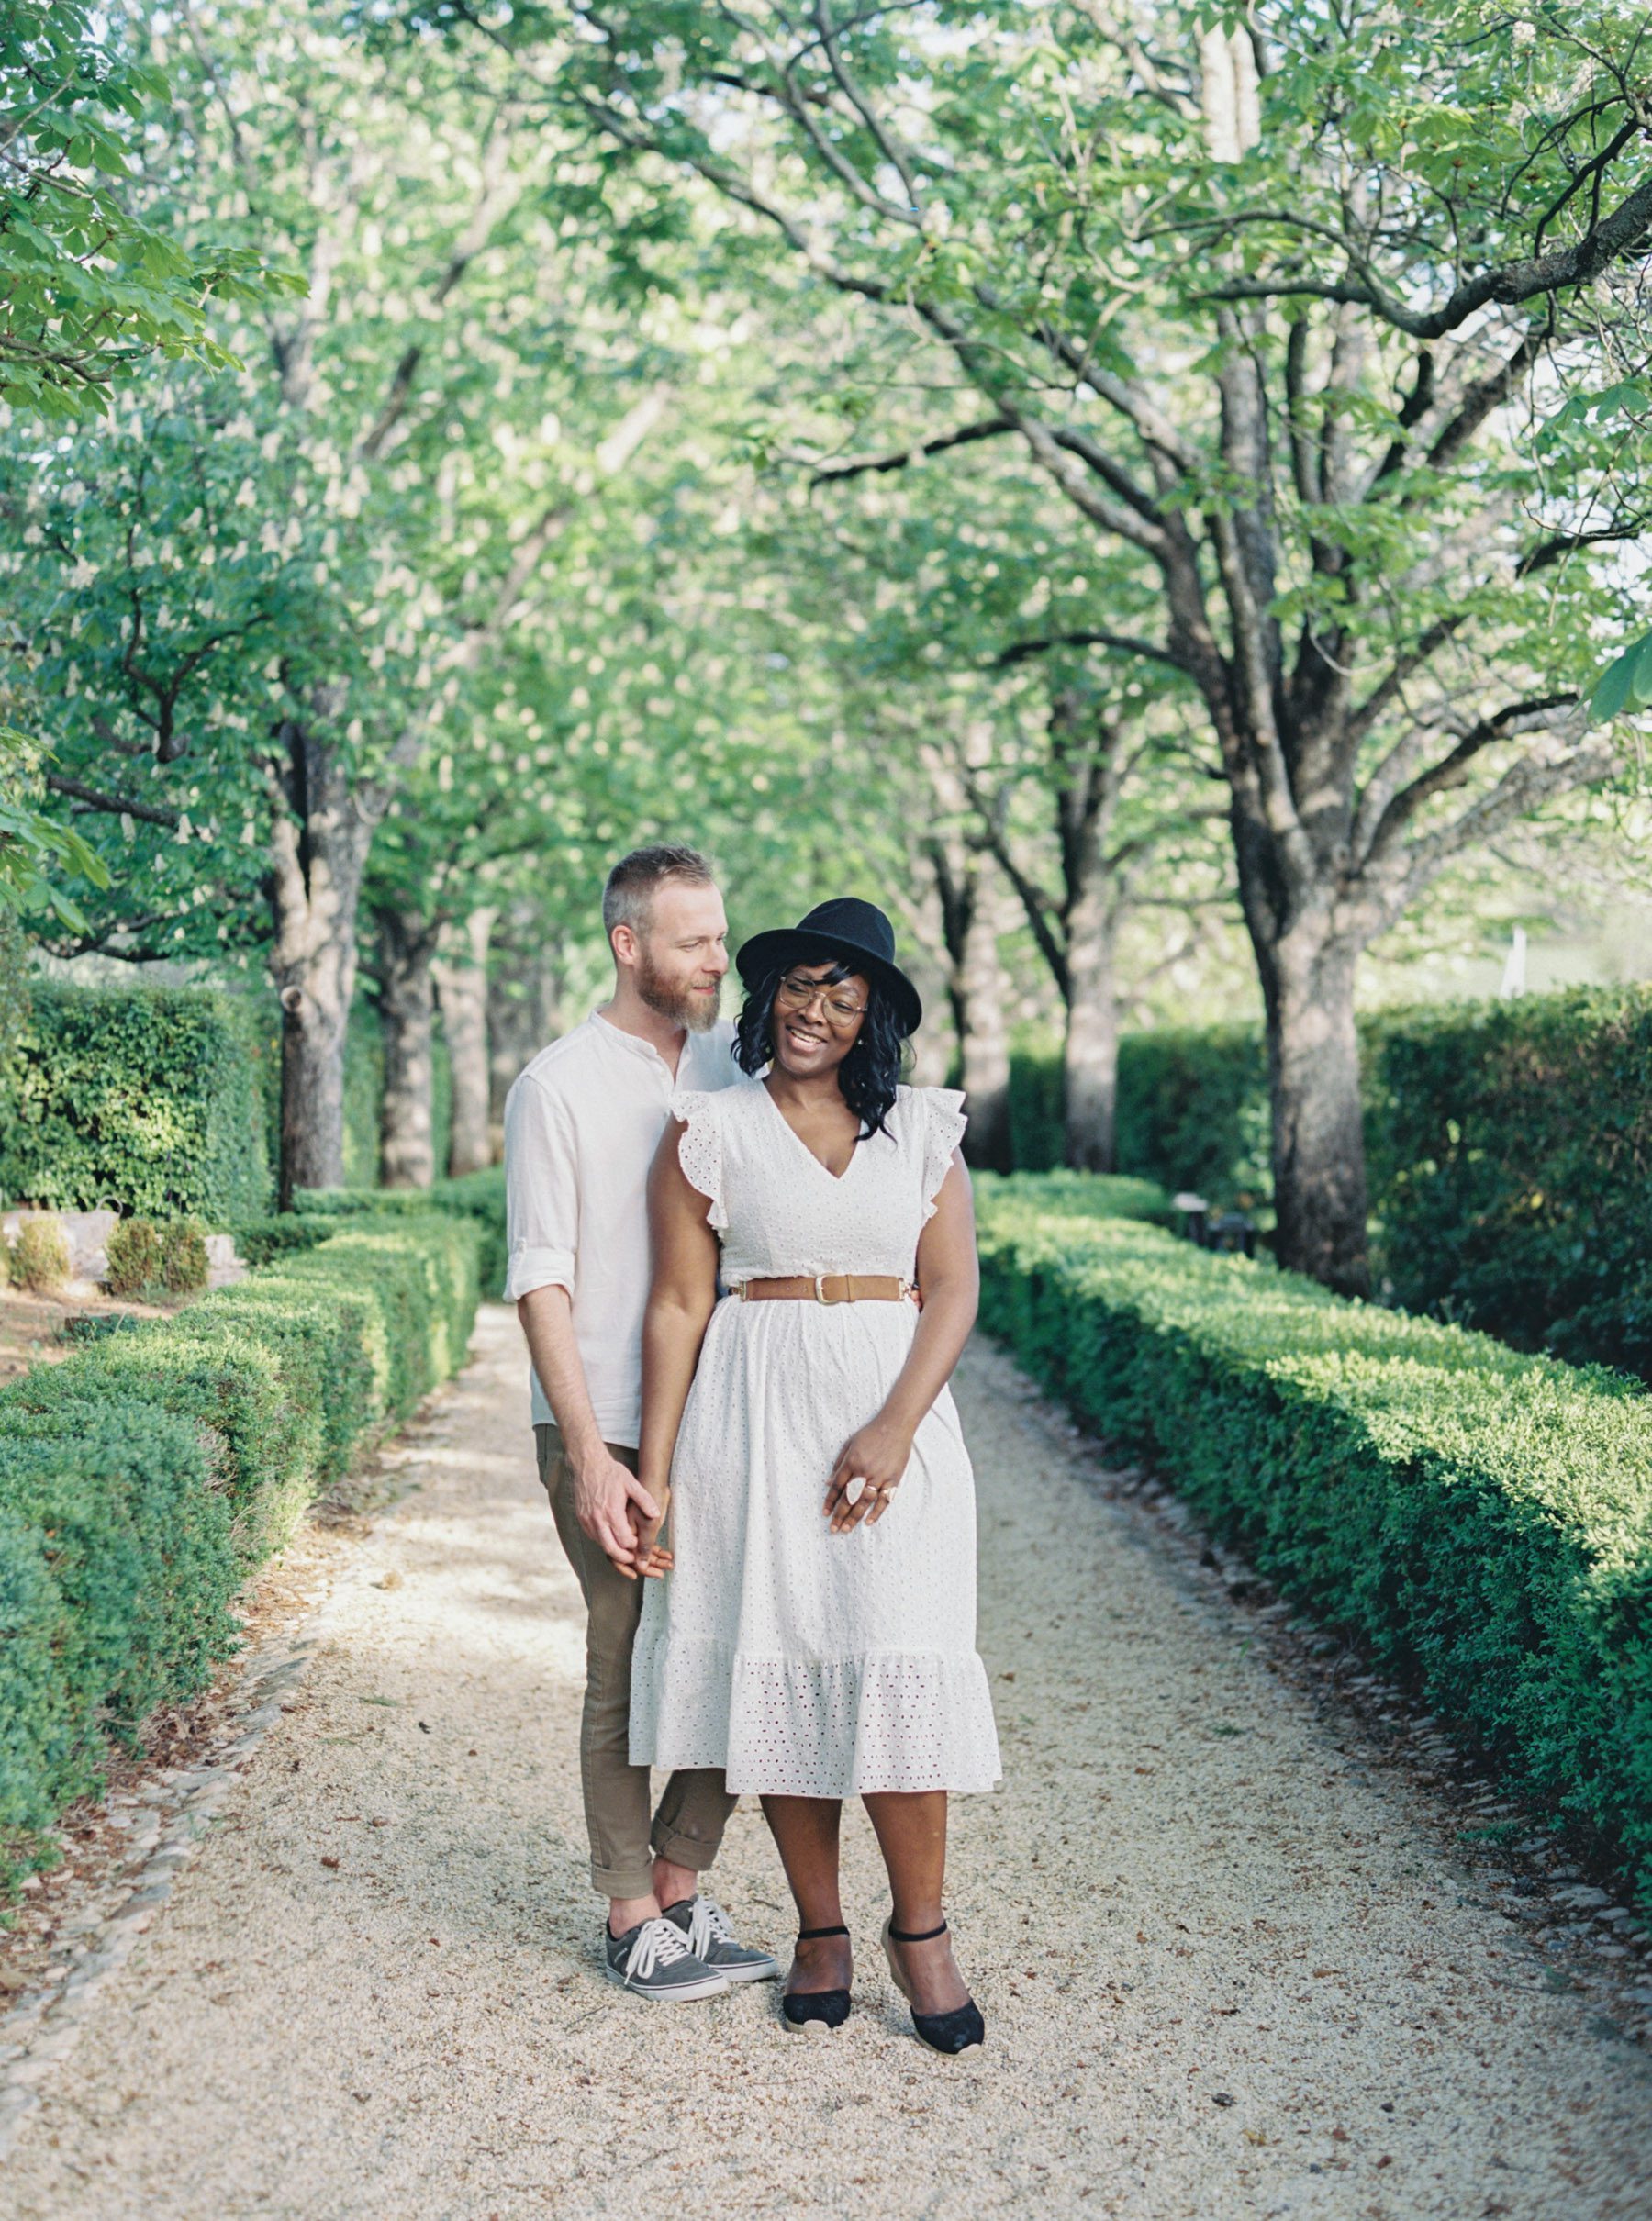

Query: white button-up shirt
[502,1010,741,1445]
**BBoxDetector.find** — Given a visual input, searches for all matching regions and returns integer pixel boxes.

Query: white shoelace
[685,1895,736,1960]
[622,1915,698,1981]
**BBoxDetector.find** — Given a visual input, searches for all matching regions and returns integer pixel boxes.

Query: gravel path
[4,1303,1648,2220]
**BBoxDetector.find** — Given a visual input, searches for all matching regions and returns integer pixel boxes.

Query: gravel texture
[3,1301,1648,2220]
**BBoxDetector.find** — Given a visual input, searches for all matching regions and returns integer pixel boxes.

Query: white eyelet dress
[628,1078,1001,1798]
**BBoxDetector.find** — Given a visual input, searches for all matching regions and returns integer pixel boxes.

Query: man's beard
[636,954,720,1033]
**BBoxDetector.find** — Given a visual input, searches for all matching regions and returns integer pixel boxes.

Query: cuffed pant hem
[650,1824,719,1874]
[592,1862,658,1902]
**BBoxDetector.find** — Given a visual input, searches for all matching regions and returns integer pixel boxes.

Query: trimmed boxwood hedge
[975,1173,1652,1904]
[0,1410,239,1836]
[999,1032,1274,1198]
[0,980,272,1221]
[0,1209,482,1889]
[1007,988,1652,1381]
[1367,987,1652,1376]
[295,1166,507,1294]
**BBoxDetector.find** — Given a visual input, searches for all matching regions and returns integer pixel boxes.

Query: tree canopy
[5,0,1650,1255]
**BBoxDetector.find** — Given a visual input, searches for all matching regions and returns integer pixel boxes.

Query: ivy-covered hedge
[0,1209,482,1885]
[0,981,272,1222]
[294,1166,507,1293]
[975,1174,1652,1903]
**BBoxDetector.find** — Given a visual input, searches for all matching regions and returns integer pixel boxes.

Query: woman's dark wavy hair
[733,956,912,1140]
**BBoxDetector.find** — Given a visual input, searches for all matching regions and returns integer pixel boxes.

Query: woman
[629,897,1000,2053]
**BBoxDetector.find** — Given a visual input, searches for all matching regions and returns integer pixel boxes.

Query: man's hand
[572,1447,660,1577]
[823,1417,913,1534]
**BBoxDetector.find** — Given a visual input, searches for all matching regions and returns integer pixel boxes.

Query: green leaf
[1589,634,1650,722]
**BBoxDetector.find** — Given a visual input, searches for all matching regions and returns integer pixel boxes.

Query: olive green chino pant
[536,1423,737,1901]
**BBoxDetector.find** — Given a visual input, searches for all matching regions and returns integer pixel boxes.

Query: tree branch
[1387,719,1614,911]
[1357,694,1579,869]
[1201,160,1652,338]
[45,774,183,829]
[992,629,1189,673]
[809,413,1014,483]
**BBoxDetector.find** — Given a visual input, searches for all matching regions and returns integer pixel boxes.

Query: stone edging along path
[1,1304,1649,2220]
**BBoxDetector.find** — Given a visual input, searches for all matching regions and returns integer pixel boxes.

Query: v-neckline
[760,1077,862,1184]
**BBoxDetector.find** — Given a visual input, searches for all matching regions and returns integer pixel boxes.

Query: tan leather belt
[734,1274,917,1305]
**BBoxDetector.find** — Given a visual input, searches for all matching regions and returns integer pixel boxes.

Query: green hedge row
[0,981,272,1222]
[1002,1032,1273,1200]
[1367,988,1652,1379]
[974,1173,1652,1903]
[0,1210,482,1882]
[293,1166,507,1294]
[1006,986,1652,1378]
[2,979,473,1222]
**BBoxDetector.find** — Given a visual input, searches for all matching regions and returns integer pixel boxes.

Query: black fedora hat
[737,898,923,1036]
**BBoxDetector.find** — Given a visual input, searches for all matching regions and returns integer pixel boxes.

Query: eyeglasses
[776,972,868,1027]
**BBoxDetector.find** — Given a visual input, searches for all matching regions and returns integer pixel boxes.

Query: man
[504,845,776,2002]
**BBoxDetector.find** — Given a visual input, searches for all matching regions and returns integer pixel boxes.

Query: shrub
[229,1213,336,1269]
[61,1313,142,1345]
[999,1032,1273,1202]
[158,1218,209,1296]
[1365,987,1652,1365]
[2,1323,303,1560]
[13,1215,70,1294]
[105,1217,162,1297]
[0,1208,483,1886]
[0,1406,239,1839]
[1066,988,1652,1382]
[975,1174,1652,1904]
[1004,1049,1066,1172]
[1115,1025,1273,1208]
[0,981,270,1222]
[295,1166,506,1293]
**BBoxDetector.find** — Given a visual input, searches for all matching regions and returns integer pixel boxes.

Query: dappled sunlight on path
[4,1305,1647,2220]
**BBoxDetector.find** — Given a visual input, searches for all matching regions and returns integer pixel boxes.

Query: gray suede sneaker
[603,1915,730,2002]
[664,1894,781,1984]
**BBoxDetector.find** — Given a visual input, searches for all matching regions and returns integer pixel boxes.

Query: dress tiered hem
[630,1634,1002,1798]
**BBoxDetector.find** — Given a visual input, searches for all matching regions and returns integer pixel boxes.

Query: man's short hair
[601,844,717,941]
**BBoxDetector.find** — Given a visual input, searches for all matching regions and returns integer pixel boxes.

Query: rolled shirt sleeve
[503,1069,579,1301]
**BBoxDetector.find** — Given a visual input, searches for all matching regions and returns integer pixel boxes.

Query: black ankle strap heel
[881,1916,986,2056]
[781,1925,852,2033]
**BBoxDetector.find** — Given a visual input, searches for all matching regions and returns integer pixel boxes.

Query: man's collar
[590,1008,681,1065]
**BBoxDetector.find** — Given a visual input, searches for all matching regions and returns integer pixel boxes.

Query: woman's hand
[633,1481,674,1579]
[824,1417,913,1533]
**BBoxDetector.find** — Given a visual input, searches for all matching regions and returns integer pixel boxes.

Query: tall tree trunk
[376,906,439,1189]
[434,907,496,1176]
[1259,921,1369,1296]
[270,719,376,1208]
[1063,896,1118,1173]
[958,889,1013,1172]
[929,840,1012,1173]
[487,937,566,1128]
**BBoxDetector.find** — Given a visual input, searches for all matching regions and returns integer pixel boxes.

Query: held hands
[573,1449,672,1579]
[632,1483,673,1580]
[823,1416,913,1534]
